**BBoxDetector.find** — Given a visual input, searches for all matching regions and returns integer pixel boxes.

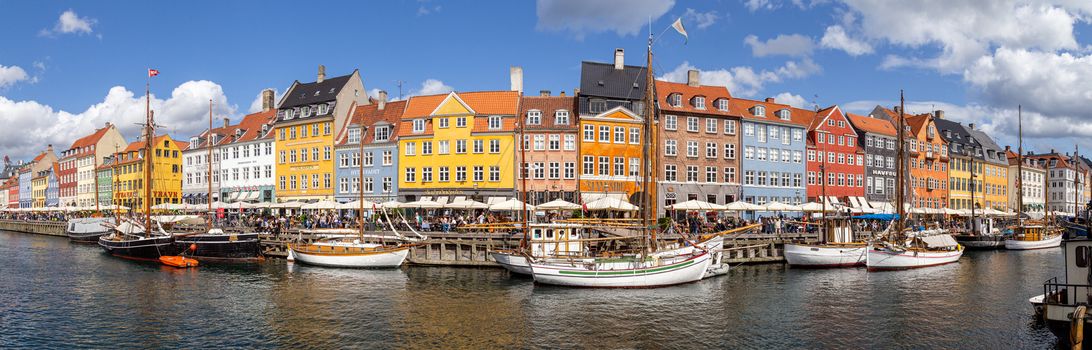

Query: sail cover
[920,234,958,248]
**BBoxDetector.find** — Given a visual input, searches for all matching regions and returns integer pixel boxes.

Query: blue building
[732,97,810,217]
[18,169,31,208]
[334,95,404,203]
[45,165,59,207]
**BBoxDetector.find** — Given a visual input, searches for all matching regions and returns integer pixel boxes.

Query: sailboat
[528,21,722,287]
[784,124,866,268]
[865,91,963,271]
[1005,106,1063,250]
[287,122,417,268]
[173,100,263,263]
[99,72,189,265]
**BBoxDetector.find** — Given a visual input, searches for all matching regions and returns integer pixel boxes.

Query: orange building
[578,106,646,201]
[905,112,949,209]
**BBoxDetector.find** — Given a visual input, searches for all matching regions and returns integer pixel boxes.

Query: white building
[1007,148,1046,215]
[1032,151,1088,215]
[183,90,278,204]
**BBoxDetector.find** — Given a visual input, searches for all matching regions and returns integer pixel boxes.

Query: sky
[0,0,1090,160]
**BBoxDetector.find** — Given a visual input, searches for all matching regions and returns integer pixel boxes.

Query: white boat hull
[865,247,963,271]
[529,252,713,288]
[1004,234,1062,250]
[490,251,532,275]
[784,243,866,267]
[289,246,410,268]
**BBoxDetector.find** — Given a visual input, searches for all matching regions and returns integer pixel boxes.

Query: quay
[0,219,874,267]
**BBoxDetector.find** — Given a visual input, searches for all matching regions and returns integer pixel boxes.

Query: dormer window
[488,116,502,130]
[190,137,199,145]
[348,128,361,144]
[412,119,425,133]
[261,125,269,134]
[589,99,607,113]
[668,94,682,107]
[301,106,312,118]
[715,99,728,111]
[692,96,705,109]
[555,110,570,125]
[776,109,791,120]
[318,104,328,115]
[293,108,301,118]
[526,110,542,125]
[753,105,766,117]
[375,126,391,142]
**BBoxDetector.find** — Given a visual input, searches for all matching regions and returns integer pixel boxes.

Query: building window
[693,96,705,109]
[583,156,593,176]
[665,140,677,156]
[725,143,735,159]
[613,157,624,176]
[437,117,449,128]
[686,141,698,158]
[455,166,466,182]
[669,94,682,107]
[687,117,699,132]
[456,117,467,128]
[405,142,416,156]
[438,140,449,154]
[583,125,594,141]
[348,128,361,144]
[422,142,433,155]
[555,110,569,125]
[413,119,425,133]
[488,116,502,130]
[665,115,677,130]
[548,134,560,150]
[456,140,467,154]
[716,99,729,111]
[564,162,575,179]
[598,126,609,142]
[405,167,415,182]
[489,140,500,153]
[614,127,625,144]
[422,167,432,182]
[629,127,640,144]
[706,166,717,182]
[527,110,541,125]
[489,166,500,182]
[473,166,484,182]
[686,166,698,182]
[438,167,449,182]
[753,105,766,117]
[598,156,609,176]
[589,99,607,113]
[706,142,717,158]
[665,164,677,181]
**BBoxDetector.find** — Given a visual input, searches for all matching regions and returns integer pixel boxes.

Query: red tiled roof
[846,112,896,136]
[518,96,578,131]
[654,80,734,117]
[66,124,115,158]
[224,110,277,145]
[336,100,407,146]
[399,91,521,136]
[123,135,179,153]
[728,98,811,126]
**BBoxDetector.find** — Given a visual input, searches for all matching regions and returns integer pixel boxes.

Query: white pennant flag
[671,18,688,44]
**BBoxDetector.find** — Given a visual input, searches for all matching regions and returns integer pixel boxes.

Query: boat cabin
[820,217,855,244]
[972,217,997,235]
[529,224,583,258]
[1042,238,1092,329]
[1013,225,1049,242]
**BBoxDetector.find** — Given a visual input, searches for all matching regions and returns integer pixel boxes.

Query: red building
[805,105,864,203]
[57,153,77,207]
[6,176,18,208]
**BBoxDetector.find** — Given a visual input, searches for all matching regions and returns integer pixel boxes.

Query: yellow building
[31,171,48,207]
[113,135,186,211]
[397,91,521,202]
[273,66,368,202]
[937,118,1008,210]
[578,106,646,200]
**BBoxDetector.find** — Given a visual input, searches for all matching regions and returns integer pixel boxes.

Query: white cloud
[745,0,778,11]
[682,8,718,29]
[0,65,30,89]
[415,79,454,96]
[744,34,815,57]
[819,25,873,56]
[837,0,1081,72]
[536,0,674,39]
[964,47,1092,119]
[773,92,810,109]
[40,9,95,37]
[658,59,820,97]
[0,81,236,160]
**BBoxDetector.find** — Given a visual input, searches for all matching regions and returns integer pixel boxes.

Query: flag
[148,69,159,77]
[671,18,688,44]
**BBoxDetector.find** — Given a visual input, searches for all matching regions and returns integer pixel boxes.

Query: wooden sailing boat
[1005,106,1063,250]
[99,70,193,266]
[528,21,721,287]
[864,91,963,271]
[288,121,415,268]
[172,100,264,263]
[784,107,866,267]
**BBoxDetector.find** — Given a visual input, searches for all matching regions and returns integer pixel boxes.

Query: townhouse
[805,105,864,204]
[1006,148,1046,214]
[516,92,580,204]
[655,71,740,208]
[733,97,809,209]
[97,154,116,207]
[334,91,405,203]
[1029,151,1088,215]
[846,112,897,205]
[18,146,57,208]
[273,66,369,202]
[113,136,186,210]
[57,123,126,208]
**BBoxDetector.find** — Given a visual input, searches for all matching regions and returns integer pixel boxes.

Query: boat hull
[174,232,264,263]
[865,247,963,271]
[489,251,532,275]
[954,235,1006,249]
[529,252,713,288]
[784,243,866,267]
[98,235,178,261]
[66,218,114,243]
[1005,234,1062,250]
[289,244,410,268]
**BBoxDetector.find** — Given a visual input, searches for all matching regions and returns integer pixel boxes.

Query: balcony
[908,148,920,156]
[925,151,936,159]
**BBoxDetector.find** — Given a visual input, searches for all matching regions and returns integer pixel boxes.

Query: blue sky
[0,0,1090,159]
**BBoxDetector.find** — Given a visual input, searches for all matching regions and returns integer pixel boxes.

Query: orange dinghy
[159,255,199,268]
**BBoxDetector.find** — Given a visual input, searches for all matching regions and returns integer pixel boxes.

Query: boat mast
[642,26,658,251]
[819,105,827,242]
[144,77,154,237]
[895,90,906,236]
[207,99,214,230]
[93,151,100,213]
[112,146,120,225]
[1017,105,1023,228]
[358,122,367,241]
[518,99,529,251]
[970,154,977,234]
[1074,144,1080,219]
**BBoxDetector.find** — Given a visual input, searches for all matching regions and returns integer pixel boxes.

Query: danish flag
[148,69,159,77]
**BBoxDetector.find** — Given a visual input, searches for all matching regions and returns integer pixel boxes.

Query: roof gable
[431,92,475,116]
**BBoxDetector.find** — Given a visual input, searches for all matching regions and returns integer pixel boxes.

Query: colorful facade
[60,122,126,208]
[655,74,740,209]
[18,146,57,207]
[905,112,948,209]
[334,94,404,202]
[517,94,579,204]
[113,136,186,211]
[398,91,521,202]
[847,112,897,205]
[273,67,368,202]
[97,154,115,207]
[1029,151,1087,215]
[1007,148,1046,214]
[578,106,645,200]
[805,106,864,203]
[57,154,76,207]
[733,97,809,211]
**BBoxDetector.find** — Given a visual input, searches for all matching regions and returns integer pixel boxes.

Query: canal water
[0,230,1061,349]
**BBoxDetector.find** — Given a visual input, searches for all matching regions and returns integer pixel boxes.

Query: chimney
[687,69,700,87]
[893,106,902,114]
[510,66,523,94]
[378,90,388,110]
[223,117,230,128]
[765,97,775,103]
[559,91,566,97]
[539,90,551,97]
[47,144,53,153]
[934,110,944,119]
[261,89,276,111]
[317,65,326,83]
[968,123,975,130]
[1005,145,1011,152]
[105,122,112,128]
[614,48,625,70]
